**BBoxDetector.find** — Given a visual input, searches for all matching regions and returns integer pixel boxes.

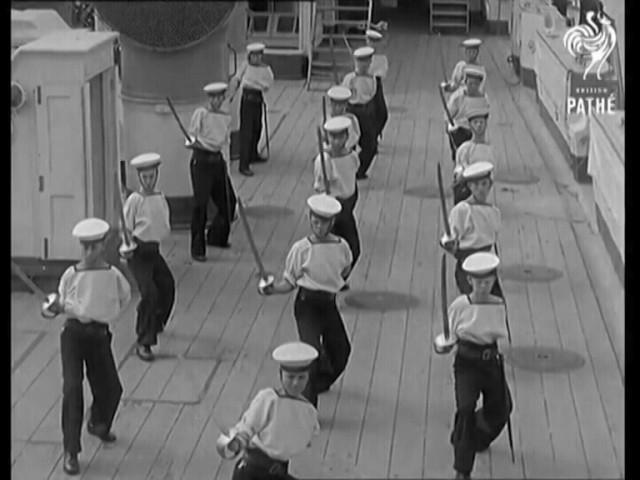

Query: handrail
[367,0,373,30]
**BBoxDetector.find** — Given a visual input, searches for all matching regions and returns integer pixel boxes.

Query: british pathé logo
[563,10,616,80]
[563,10,618,115]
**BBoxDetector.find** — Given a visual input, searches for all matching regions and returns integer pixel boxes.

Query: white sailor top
[446,88,490,129]
[448,295,508,345]
[327,112,361,152]
[228,388,319,462]
[342,72,377,105]
[234,61,275,92]
[313,151,359,199]
[448,200,501,250]
[188,107,232,154]
[369,54,389,79]
[123,191,171,243]
[57,265,132,326]
[449,61,487,93]
[283,236,352,293]
[454,140,495,177]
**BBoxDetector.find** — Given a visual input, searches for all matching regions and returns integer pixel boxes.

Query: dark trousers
[451,346,512,476]
[232,448,296,480]
[347,101,378,177]
[373,77,388,140]
[454,247,504,297]
[189,149,237,254]
[60,319,122,454]
[127,240,176,346]
[448,126,473,164]
[333,189,360,270]
[239,89,264,171]
[293,288,351,407]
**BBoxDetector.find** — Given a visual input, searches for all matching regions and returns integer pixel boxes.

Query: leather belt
[457,340,499,361]
[243,447,289,477]
[298,286,336,302]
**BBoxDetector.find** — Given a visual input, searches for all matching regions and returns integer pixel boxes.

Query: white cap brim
[324,116,351,133]
[131,152,161,169]
[72,218,110,241]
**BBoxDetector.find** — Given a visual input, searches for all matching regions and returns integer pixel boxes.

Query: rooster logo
[563,10,617,80]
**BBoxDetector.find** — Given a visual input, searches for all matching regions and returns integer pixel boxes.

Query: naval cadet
[452,105,493,204]
[42,218,131,476]
[434,252,513,480]
[216,342,320,480]
[442,38,487,94]
[257,194,353,407]
[445,66,490,163]
[314,116,362,283]
[230,42,275,177]
[441,162,503,297]
[187,82,238,260]
[324,85,361,153]
[342,46,379,180]
[366,28,389,142]
[122,153,176,362]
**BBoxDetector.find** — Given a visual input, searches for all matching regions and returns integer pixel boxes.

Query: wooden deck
[12,24,624,480]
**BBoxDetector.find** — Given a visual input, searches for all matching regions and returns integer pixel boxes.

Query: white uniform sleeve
[447,299,460,342]
[313,155,326,193]
[231,389,276,439]
[450,61,465,89]
[57,267,74,307]
[188,108,204,138]
[283,243,304,287]
[449,202,472,242]
[113,267,132,313]
[122,192,141,234]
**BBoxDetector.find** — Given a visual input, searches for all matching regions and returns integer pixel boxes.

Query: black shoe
[63,451,80,475]
[87,423,117,443]
[356,172,368,180]
[191,254,206,262]
[239,168,254,177]
[252,155,268,164]
[136,344,154,362]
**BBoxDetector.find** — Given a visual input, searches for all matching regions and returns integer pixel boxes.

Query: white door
[35,85,87,260]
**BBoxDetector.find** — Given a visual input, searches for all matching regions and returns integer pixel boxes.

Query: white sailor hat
[353,46,374,59]
[324,116,351,133]
[272,342,319,372]
[203,82,228,95]
[461,38,483,48]
[247,42,266,53]
[466,105,490,120]
[307,193,342,218]
[131,152,161,170]
[72,218,110,242]
[462,161,494,181]
[462,252,500,277]
[366,29,383,40]
[327,85,352,102]
[464,65,485,79]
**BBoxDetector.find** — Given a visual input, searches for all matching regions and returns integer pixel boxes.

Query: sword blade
[263,102,270,159]
[166,97,192,142]
[439,84,455,127]
[11,261,47,299]
[317,127,331,194]
[437,162,452,238]
[116,169,133,246]
[441,254,450,339]
[236,197,268,280]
